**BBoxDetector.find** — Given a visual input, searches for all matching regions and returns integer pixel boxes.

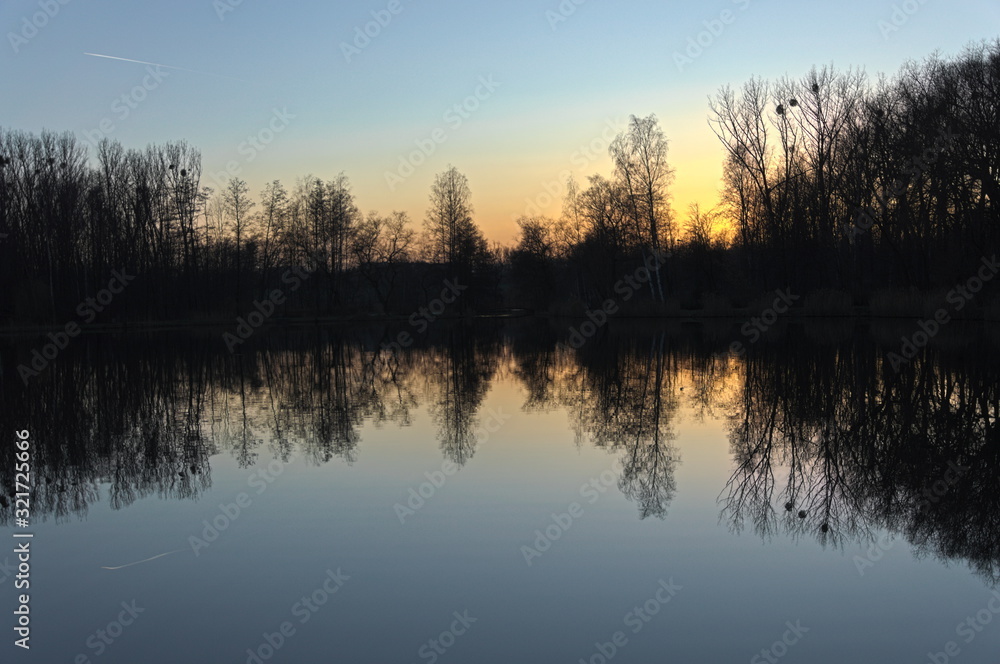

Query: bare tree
[257,180,288,280]
[350,210,415,311]
[424,165,487,277]
[554,173,584,257]
[222,177,254,311]
[610,114,675,300]
[683,203,721,250]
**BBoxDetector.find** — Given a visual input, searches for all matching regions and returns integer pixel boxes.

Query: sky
[2,0,998,245]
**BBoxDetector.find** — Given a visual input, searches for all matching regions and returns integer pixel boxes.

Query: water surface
[2,320,999,663]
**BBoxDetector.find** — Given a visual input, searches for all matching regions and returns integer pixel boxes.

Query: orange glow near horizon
[267,111,731,249]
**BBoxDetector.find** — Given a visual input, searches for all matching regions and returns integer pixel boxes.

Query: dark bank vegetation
[0,40,997,326]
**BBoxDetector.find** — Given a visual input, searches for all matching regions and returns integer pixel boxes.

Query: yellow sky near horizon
[309,101,731,248]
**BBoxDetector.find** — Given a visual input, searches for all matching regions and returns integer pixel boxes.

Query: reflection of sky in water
[1,326,999,663]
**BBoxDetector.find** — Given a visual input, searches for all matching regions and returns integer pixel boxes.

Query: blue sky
[2,0,997,242]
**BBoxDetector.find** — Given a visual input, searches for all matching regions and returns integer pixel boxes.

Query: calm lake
[2,318,1000,663]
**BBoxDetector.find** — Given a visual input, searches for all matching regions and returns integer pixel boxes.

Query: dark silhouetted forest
[1,40,997,326]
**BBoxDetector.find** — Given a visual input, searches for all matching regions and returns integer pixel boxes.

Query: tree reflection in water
[1,320,998,581]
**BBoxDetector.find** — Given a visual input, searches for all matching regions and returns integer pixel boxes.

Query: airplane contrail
[101,549,186,570]
[84,52,246,82]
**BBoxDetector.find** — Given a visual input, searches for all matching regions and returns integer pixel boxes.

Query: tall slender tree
[610,114,675,300]
[222,177,254,312]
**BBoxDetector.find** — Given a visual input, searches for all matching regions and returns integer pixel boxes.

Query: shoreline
[1,308,998,337]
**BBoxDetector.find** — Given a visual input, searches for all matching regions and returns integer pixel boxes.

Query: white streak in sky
[84,53,246,81]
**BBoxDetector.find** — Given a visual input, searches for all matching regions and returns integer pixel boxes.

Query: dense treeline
[1,40,997,325]
[708,40,1000,300]
[511,40,1000,313]
[0,128,498,324]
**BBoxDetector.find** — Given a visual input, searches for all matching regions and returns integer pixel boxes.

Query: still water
[2,319,999,663]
